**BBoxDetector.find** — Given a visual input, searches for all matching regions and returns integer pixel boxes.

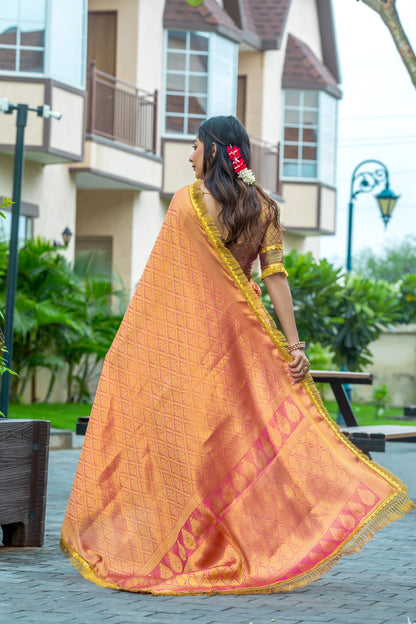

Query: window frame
[162,29,237,138]
[281,89,338,186]
[0,0,47,75]
[0,0,88,90]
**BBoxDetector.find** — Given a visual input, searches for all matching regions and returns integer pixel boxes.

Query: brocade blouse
[226,204,288,281]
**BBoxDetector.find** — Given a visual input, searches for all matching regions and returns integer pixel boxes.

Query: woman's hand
[287,348,310,384]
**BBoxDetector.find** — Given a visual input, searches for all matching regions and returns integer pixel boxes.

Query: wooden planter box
[0,419,50,547]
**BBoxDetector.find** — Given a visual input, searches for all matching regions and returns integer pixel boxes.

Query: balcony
[87,62,158,154]
[70,63,162,192]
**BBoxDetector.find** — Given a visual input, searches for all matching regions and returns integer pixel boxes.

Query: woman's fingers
[287,349,310,383]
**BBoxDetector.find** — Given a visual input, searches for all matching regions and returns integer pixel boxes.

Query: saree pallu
[61,181,414,595]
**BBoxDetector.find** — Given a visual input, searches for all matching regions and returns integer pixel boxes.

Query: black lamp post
[346,159,400,272]
[0,99,62,417]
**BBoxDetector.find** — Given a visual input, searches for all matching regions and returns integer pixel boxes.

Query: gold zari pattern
[61,180,414,595]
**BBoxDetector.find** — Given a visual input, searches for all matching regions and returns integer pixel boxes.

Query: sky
[320,0,416,268]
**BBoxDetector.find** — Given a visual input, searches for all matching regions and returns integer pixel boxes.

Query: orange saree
[61,181,414,594]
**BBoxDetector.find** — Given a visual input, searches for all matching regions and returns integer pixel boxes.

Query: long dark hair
[197,115,279,244]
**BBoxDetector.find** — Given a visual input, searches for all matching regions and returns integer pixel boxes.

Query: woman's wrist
[286,341,306,353]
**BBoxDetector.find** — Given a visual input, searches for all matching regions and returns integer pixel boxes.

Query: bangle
[286,341,306,353]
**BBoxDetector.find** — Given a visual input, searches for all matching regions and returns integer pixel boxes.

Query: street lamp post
[338,160,400,425]
[346,159,400,272]
[0,99,61,417]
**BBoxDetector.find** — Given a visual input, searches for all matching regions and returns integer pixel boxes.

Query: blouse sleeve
[259,206,288,280]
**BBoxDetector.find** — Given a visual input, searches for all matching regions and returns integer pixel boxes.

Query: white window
[0,0,46,74]
[163,30,237,136]
[282,90,338,185]
[0,212,33,247]
[48,0,87,90]
[0,0,87,90]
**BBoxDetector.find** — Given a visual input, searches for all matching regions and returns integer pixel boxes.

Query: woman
[61,115,413,595]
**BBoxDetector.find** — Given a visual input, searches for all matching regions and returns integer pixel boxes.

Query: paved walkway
[1,443,415,624]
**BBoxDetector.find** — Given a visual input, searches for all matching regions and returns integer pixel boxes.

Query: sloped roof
[282,34,342,99]
[163,0,241,43]
[163,0,341,88]
[240,0,291,50]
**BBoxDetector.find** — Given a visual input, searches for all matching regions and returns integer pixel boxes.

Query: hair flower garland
[226,145,257,186]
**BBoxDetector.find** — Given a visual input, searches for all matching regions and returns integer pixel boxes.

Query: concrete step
[50,428,84,451]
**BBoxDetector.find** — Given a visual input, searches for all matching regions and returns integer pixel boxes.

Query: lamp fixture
[54,227,72,248]
[376,185,400,228]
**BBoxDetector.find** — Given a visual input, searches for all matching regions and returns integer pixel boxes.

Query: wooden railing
[87,61,158,153]
[249,136,281,196]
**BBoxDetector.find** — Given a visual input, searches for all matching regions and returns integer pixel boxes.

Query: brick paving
[1,442,415,624]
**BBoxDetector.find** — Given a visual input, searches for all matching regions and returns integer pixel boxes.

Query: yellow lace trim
[260,263,288,280]
[260,244,283,254]
[60,538,120,590]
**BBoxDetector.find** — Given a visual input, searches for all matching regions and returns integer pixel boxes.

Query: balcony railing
[250,136,281,197]
[87,61,158,153]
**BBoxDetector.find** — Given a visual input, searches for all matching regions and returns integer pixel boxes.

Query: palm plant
[0,239,127,404]
[63,250,126,403]
[258,250,402,372]
[0,199,16,415]
[3,238,83,402]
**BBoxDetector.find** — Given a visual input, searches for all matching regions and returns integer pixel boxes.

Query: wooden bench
[311,370,416,454]
[0,419,50,547]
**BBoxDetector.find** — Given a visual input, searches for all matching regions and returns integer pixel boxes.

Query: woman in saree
[61,115,414,595]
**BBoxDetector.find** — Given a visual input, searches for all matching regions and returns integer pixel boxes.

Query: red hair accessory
[226,145,256,185]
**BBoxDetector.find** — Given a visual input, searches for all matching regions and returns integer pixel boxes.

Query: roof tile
[242,0,291,45]
[164,0,241,38]
[282,34,342,98]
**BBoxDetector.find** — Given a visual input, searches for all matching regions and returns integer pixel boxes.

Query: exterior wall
[163,140,195,195]
[0,82,45,146]
[50,85,85,157]
[238,51,264,138]
[0,155,75,253]
[137,0,165,94]
[352,326,416,408]
[282,231,320,258]
[72,139,163,190]
[281,183,319,229]
[0,155,42,203]
[319,186,336,232]
[0,79,85,163]
[282,231,306,255]
[259,0,322,145]
[76,189,135,289]
[88,0,140,86]
[261,50,284,144]
[130,192,168,290]
[280,183,336,234]
[34,165,77,255]
[88,0,165,95]
[76,188,168,295]
[284,0,322,59]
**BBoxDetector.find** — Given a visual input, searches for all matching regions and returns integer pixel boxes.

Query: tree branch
[359,0,416,88]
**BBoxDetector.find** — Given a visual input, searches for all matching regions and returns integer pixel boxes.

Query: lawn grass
[5,400,416,430]
[323,400,416,427]
[7,403,91,431]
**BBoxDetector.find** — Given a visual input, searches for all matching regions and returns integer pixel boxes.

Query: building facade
[0,0,341,294]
